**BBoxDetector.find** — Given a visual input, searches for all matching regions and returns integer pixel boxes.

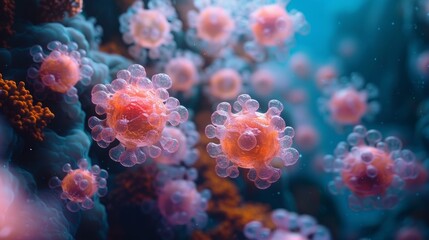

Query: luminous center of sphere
[220,112,280,168]
[341,146,394,197]
[197,6,234,43]
[165,58,197,91]
[210,68,242,100]
[106,86,168,148]
[328,88,367,124]
[251,5,293,46]
[130,9,170,48]
[61,169,97,203]
[39,53,80,93]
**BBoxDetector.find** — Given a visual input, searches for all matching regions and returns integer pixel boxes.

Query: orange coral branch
[0,74,54,141]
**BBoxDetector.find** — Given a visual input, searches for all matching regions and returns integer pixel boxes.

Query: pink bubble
[28,41,93,102]
[250,4,294,46]
[196,6,235,44]
[49,158,108,212]
[417,51,429,76]
[209,68,243,101]
[328,87,367,125]
[157,179,208,227]
[294,125,319,151]
[244,209,331,240]
[315,65,337,88]
[289,53,312,79]
[129,9,170,48]
[206,94,299,189]
[165,57,198,92]
[250,69,275,95]
[89,64,189,167]
[324,126,420,209]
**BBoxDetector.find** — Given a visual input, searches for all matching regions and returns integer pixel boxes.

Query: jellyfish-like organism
[27,41,93,103]
[319,74,379,126]
[323,125,420,209]
[89,64,188,167]
[203,52,249,103]
[244,1,309,61]
[244,209,331,240]
[119,0,181,62]
[186,0,238,56]
[154,121,200,167]
[49,158,108,212]
[163,51,203,96]
[155,166,210,229]
[205,94,300,189]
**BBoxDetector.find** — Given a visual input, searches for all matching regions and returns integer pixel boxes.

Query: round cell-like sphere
[251,69,275,95]
[89,64,188,167]
[157,179,208,227]
[155,127,187,165]
[129,9,170,48]
[61,169,98,203]
[209,68,242,101]
[196,6,235,43]
[165,57,198,92]
[250,4,294,46]
[324,125,420,209]
[295,125,319,151]
[105,84,168,148]
[206,94,299,189]
[244,209,331,240]
[49,159,108,212]
[315,65,337,88]
[221,113,280,169]
[341,146,394,197]
[39,53,81,93]
[328,88,367,124]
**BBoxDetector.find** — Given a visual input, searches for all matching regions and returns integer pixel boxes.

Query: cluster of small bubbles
[323,125,420,210]
[88,64,188,167]
[153,121,200,167]
[244,209,331,240]
[27,41,93,103]
[49,158,108,212]
[119,0,181,63]
[205,94,300,189]
[154,166,210,230]
[318,73,379,126]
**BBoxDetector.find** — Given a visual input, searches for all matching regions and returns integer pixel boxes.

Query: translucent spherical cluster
[119,0,181,62]
[204,52,249,103]
[244,209,331,240]
[319,74,379,126]
[289,52,312,79]
[89,64,188,167]
[155,166,210,229]
[205,94,300,189]
[243,2,308,61]
[154,121,200,166]
[250,68,276,96]
[324,125,420,209]
[294,125,319,152]
[250,4,293,46]
[49,158,108,212]
[27,41,93,103]
[315,65,337,88]
[164,51,203,94]
[157,180,209,227]
[186,0,239,56]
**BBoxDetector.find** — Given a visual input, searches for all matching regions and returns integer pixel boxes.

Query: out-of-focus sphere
[165,57,198,92]
[251,69,275,95]
[209,68,242,100]
[196,6,235,43]
[328,88,367,124]
[39,53,81,93]
[130,9,170,48]
[250,5,294,46]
